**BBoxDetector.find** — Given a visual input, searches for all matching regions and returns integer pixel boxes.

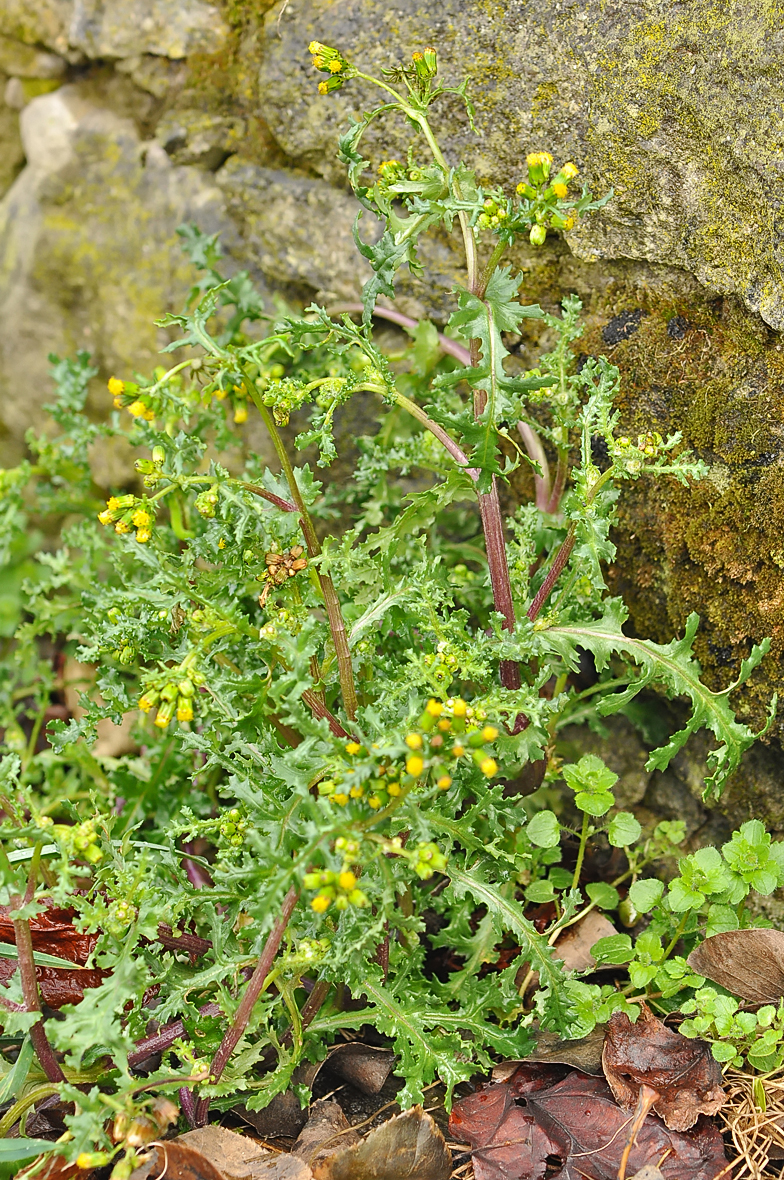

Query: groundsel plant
[0,42,775,1174]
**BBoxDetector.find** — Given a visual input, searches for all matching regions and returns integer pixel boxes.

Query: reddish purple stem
[193,886,300,1126]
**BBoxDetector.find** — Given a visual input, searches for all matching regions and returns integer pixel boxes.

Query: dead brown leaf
[313,1106,451,1180]
[492,1026,607,1081]
[555,911,619,974]
[449,1063,727,1180]
[687,930,784,1004]
[132,1141,228,1180]
[602,1003,725,1131]
[176,1128,269,1180]
[324,1043,395,1096]
[293,1100,360,1168]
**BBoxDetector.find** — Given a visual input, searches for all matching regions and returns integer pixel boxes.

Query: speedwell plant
[0,43,776,1174]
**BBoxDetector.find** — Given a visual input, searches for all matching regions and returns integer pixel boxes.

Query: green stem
[662,912,690,960]
[246,386,357,720]
[572,811,590,892]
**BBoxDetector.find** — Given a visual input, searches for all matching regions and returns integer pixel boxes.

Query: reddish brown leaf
[602,1003,725,1131]
[448,1064,727,1180]
[132,1141,227,1180]
[0,901,97,964]
[687,929,784,1003]
[0,956,106,1008]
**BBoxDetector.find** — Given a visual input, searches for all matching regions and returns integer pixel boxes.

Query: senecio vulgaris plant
[0,42,778,1174]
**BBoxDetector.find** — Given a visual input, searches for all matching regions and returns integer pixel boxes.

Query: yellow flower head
[97,509,114,525]
[218,538,226,549]
[367,795,382,809]
[154,711,171,729]
[328,58,343,72]
[452,744,466,758]
[311,894,331,913]
[482,725,499,743]
[387,782,401,796]
[552,182,568,199]
[526,151,553,168]
[436,775,452,790]
[107,497,121,511]
[234,404,248,424]
[561,161,579,180]
[406,755,424,777]
[114,519,130,534]
[345,741,361,755]
[338,870,357,891]
[177,701,194,722]
[318,80,329,94]
[405,732,423,749]
[426,699,443,717]
[135,527,151,543]
[132,509,151,528]
[333,792,348,806]
[138,694,155,713]
[480,757,498,777]
[452,698,467,717]
[107,377,124,397]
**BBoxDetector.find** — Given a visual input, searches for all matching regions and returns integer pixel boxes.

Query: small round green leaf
[608,812,642,848]
[585,881,620,910]
[525,880,557,904]
[526,809,561,849]
[628,877,665,913]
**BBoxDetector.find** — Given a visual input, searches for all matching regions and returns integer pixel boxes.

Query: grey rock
[158,108,246,169]
[115,53,187,99]
[0,0,227,58]
[68,0,228,60]
[0,34,65,77]
[0,84,232,463]
[216,159,378,304]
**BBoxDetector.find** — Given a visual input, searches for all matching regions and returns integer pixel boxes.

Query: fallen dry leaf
[687,929,784,1003]
[177,1128,269,1180]
[313,1106,451,1180]
[492,1026,606,1082]
[132,1141,227,1180]
[449,1063,727,1180]
[323,1042,395,1096]
[554,911,619,974]
[602,1003,725,1131]
[235,1091,309,1140]
[293,1100,360,1167]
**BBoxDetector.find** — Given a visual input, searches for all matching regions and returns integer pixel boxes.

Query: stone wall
[2,0,784,824]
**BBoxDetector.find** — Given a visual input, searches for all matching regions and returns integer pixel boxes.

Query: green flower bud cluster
[220,807,248,847]
[305,867,369,913]
[287,937,331,969]
[613,431,664,474]
[257,376,313,427]
[138,662,205,728]
[318,699,500,812]
[195,485,219,518]
[382,835,449,881]
[134,446,166,488]
[423,639,460,685]
[106,899,137,936]
[53,818,103,864]
[477,194,510,232]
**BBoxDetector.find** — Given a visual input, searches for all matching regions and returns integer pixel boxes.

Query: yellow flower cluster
[97,495,153,543]
[305,867,368,913]
[308,40,350,94]
[515,156,579,246]
[107,376,155,421]
[138,665,204,728]
[318,699,500,811]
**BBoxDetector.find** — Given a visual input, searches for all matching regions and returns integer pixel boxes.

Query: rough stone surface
[0,0,783,811]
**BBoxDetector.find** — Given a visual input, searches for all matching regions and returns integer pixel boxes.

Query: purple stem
[526,523,576,622]
[128,1001,223,1068]
[179,1084,197,1128]
[157,925,212,957]
[327,303,472,366]
[242,484,298,513]
[182,845,214,890]
[193,886,300,1126]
